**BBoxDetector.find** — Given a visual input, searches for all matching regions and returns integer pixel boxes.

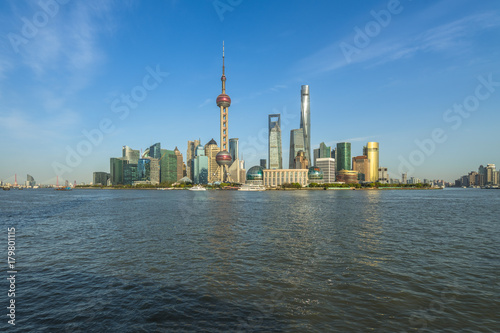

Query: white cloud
[198,98,212,108]
[295,10,500,76]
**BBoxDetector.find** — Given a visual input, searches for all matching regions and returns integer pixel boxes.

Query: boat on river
[238,184,266,191]
[189,185,207,191]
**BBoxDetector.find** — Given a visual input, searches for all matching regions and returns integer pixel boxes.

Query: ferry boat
[55,186,72,191]
[238,184,266,191]
[189,185,207,191]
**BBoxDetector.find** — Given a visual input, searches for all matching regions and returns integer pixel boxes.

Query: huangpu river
[1,188,499,332]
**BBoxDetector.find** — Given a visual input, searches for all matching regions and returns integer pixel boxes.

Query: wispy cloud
[0,0,126,138]
[248,84,288,99]
[198,98,212,108]
[0,109,80,142]
[323,135,381,147]
[295,11,500,76]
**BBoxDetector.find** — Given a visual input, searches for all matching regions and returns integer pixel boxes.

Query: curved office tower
[363,142,379,182]
[300,85,311,164]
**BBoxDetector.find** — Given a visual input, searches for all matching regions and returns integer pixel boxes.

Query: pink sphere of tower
[216,151,232,166]
[216,93,231,108]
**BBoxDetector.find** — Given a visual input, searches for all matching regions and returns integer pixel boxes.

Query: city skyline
[1,0,500,184]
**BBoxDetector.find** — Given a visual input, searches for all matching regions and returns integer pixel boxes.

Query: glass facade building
[160,149,177,184]
[229,138,239,165]
[150,142,161,159]
[193,145,209,184]
[123,163,138,185]
[300,85,311,163]
[336,142,351,172]
[137,158,151,181]
[260,159,267,169]
[110,157,124,185]
[313,142,331,166]
[308,166,324,184]
[93,172,109,186]
[269,114,282,169]
[26,174,36,187]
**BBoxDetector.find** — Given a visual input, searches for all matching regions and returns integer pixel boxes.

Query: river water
[1,188,499,332]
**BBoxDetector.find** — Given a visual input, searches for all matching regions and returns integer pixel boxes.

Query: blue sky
[1,0,499,184]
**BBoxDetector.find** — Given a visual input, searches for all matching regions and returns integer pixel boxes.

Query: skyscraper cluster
[109,143,184,185]
[263,85,384,186]
[456,164,500,187]
[102,42,245,186]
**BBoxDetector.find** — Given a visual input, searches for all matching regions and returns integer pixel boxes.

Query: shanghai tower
[300,85,311,164]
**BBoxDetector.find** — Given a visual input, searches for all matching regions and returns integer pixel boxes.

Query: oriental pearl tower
[215,41,233,182]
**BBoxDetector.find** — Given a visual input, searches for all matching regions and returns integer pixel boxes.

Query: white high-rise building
[316,158,336,183]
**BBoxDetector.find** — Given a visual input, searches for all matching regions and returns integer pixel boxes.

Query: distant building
[93,172,109,186]
[269,114,282,169]
[123,146,140,164]
[174,147,183,181]
[363,142,379,182]
[294,151,309,169]
[193,144,208,184]
[336,170,358,184]
[246,166,264,185]
[308,166,324,185]
[149,142,161,159]
[263,169,308,188]
[149,158,160,185]
[313,142,331,166]
[352,155,370,182]
[477,165,486,186]
[331,148,336,160]
[409,177,421,184]
[486,164,497,185]
[336,142,351,172]
[186,139,200,181]
[402,173,408,184]
[229,138,239,165]
[260,159,267,169]
[378,167,389,183]
[475,173,484,186]
[289,128,305,168]
[138,158,151,181]
[26,174,36,187]
[160,149,177,184]
[110,157,124,185]
[316,158,336,183]
[228,158,245,183]
[205,139,220,182]
[300,85,311,163]
[123,162,138,185]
